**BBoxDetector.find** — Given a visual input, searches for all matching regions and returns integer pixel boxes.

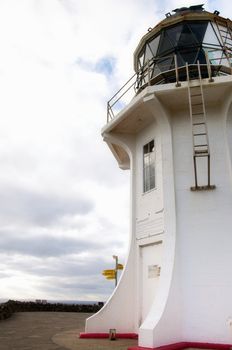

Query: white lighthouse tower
[84,5,232,348]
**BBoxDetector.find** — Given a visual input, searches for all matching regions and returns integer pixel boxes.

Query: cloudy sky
[0,0,230,302]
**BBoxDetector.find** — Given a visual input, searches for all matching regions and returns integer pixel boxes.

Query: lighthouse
[85,5,232,348]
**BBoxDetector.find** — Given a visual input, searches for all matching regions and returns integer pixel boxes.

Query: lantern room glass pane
[151,64,162,78]
[216,24,229,46]
[158,31,174,55]
[179,48,199,64]
[205,48,222,64]
[157,56,173,71]
[188,22,208,43]
[144,44,154,63]
[196,48,207,64]
[148,35,160,56]
[203,22,221,47]
[178,23,198,47]
[139,51,145,68]
[166,24,183,46]
[220,54,230,67]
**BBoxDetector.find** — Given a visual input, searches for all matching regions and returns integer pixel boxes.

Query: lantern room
[134,4,232,89]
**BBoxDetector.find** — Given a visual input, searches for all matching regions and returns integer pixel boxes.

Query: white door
[140,242,162,324]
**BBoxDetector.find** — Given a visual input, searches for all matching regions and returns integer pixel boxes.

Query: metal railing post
[147,60,151,86]
[205,50,214,82]
[175,54,181,87]
[107,102,110,123]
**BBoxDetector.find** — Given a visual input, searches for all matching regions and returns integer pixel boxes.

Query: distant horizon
[0,298,104,305]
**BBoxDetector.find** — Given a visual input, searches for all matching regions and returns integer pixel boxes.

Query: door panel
[140,242,162,323]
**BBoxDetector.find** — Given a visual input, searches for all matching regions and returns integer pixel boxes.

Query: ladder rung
[191,94,201,97]
[192,112,204,115]
[194,151,209,156]
[193,122,205,125]
[194,144,208,147]
[194,154,208,157]
[194,145,208,153]
[193,133,207,136]
[192,103,202,106]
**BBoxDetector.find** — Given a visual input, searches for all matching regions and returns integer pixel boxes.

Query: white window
[143,140,155,193]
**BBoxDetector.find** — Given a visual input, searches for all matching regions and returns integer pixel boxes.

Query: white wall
[136,81,232,347]
[86,77,232,347]
[85,134,137,334]
[172,102,232,343]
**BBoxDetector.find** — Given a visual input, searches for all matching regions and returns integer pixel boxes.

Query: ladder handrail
[197,60,210,155]
[186,61,214,189]
[186,63,195,154]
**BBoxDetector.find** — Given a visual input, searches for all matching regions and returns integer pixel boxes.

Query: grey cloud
[0,186,94,226]
[0,232,104,258]
[42,276,114,299]
[24,257,111,278]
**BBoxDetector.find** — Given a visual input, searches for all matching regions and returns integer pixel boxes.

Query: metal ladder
[186,62,215,191]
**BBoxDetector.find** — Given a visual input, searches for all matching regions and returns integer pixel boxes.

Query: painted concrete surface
[0,312,89,350]
[0,312,137,350]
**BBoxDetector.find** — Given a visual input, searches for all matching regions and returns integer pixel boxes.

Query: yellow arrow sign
[106,276,116,280]
[117,264,124,270]
[102,269,116,277]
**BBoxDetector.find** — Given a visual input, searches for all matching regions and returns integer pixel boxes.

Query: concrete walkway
[0,312,137,350]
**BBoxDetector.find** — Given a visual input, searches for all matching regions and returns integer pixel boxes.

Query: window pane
[220,54,230,67]
[196,48,207,64]
[150,151,155,163]
[203,22,221,46]
[144,155,150,167]
[178,24,198,47]
[215,24,228,46]
[151,64,162,79]
[157,56,173,72]
[179,48,199,64]
[166,24,183,46]
[188,22,208,43]
[144,44,154,63]
[149,140,154,151]
[150,176,155,190]
[143,143,149,154]
[143,140,155,193]
[150,163,155,178]
[139,50,145,67]
[204,48,223,64]
[148,35,160,56]
[158,31,174,55]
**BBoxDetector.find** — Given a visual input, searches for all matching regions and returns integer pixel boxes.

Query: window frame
[143,139,155,193]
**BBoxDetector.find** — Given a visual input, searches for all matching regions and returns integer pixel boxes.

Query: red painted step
[128,342,232,350]
[79,332,138,339]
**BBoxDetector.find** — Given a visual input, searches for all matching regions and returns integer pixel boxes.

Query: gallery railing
[107,50,232,123]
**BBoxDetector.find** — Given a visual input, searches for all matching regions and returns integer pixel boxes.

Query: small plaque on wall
[148,265,161,278]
